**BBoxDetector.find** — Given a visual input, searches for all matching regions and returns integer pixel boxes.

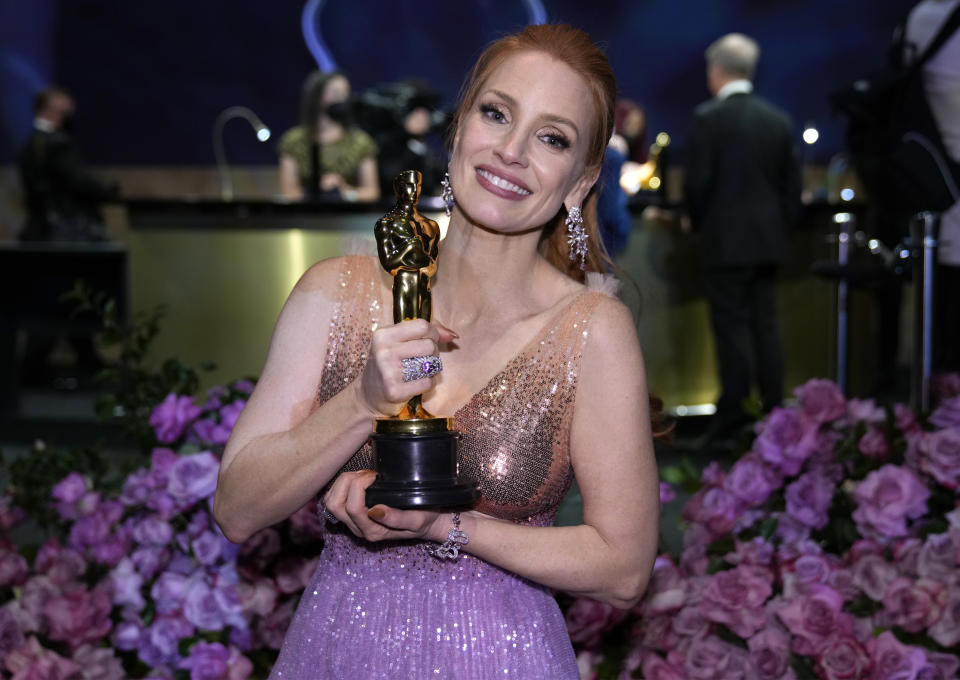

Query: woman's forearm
[448,511,658,609]
[214,382,374,543]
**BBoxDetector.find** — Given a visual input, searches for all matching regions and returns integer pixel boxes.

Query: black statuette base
[365,430,480,509]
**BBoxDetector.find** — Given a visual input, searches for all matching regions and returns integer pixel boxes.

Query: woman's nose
[493,128,528,166]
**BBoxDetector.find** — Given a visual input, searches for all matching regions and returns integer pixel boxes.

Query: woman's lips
[475,167,532,200]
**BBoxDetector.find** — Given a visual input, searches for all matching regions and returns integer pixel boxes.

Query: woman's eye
[480,104,506,122]
[542,133,570,149]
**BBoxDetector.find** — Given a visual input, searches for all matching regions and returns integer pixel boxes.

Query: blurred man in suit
[18,86,118,242]
[684,33,802,449]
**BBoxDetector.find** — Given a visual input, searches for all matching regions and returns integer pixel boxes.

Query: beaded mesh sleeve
[315,255,605,525]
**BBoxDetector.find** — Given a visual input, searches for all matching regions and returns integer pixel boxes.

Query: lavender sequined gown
[270,256,605,679]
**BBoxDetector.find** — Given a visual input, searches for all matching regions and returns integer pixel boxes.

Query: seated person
[278,71,380,202]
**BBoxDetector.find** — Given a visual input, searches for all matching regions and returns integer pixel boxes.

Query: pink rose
[816,635,870,680]
[851,554,898,601]
[931,372,960,400]
[916,531,960,581]
[254,598,295,650]
[753,407,819,476]
[776,584,852,655]
[236,578,277,617]
[794,379,847,423]
[878,577,945,633]
[845,398,886,425]
[852,465,930,539]
[684,635,750,680]
[868,631,927,680]
[288,501,326,544]
[671,604,711,640]
[643,557,687,617]
[727,538,775,567]
[149,393,203,443]
[42,587,112,651]
[746,626,792,680]
[928,589,960,647]
[895,403,922,437]
[564,597,627,650]
[0,606,26,664]
[0,549,29,587]
[71,644,125,680]
[3,635,81,680]
[700,565,773,638]
[274,555,320,595]
[641,651,686,680]
[34,540,85,587]
[914,428,960,490]
[918,651,960,680]
[685,487,742,536]
[858,427,890,460]
[8,575,58,634]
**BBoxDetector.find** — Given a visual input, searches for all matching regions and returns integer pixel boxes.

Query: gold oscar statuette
[365,170,480,508]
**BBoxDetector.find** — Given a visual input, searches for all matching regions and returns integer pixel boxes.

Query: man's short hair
[705,33,760,80]
[33,86,71,116]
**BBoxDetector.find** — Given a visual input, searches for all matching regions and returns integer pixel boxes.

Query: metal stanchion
[910,212,939,413]
[833,212,854,394]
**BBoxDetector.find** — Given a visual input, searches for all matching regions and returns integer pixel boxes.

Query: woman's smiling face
[449,50,599,234]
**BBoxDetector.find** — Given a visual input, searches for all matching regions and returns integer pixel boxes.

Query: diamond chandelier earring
[565,205,587,271]
[441,172,455,217]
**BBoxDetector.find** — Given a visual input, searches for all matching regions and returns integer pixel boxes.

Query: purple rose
[641,652,686,680]
[149,393,203,443]
[233,378,255,394]
[915,428,960,490]
[918,652,960,680]
[220,399,245,430]
[152,571,188,614]
[167,452,220,505]
[147,490,178,518]
[746,627,792,680]
[816,635,870,680]
[776,584,852,655]
[684,635,750,680]
[878,577,945,633]
[288,502,326,545]
[150,447,180,483]
[112,620,142,651]
[929,589,960,647]
[782,554,832,598]
[724,455,781,507]
[190,418,232,446]
[9,575,57,634]
[868,631,927,680]
[671,604,711,640]
[753,407,818,476]
[659,481,676,505]
[727,537,775,567]
[71,643,126,680]
[930,395,960,429]
[685,486,742,536]
[183,578,226,631]
[179,641,229,680]
[120,469,152,506]
[0,606,26,664]
[68,514,110,551]
[43,587,113,650]
[794,379,847,423]
[564,597,627,650]
[237,528,282,578]
[895,403,922,437]
[191,531,223,566]
[858,427,890,460]
[131,545,170,580]
[138,615,194,668]
[772,513,812,551]
[784,472,835,529]
[131,516,174,546]
[51,473,88,520]
[700,565,773,638]
[851,554,898,601]
[853,465,930,539]
[109,557,145,611]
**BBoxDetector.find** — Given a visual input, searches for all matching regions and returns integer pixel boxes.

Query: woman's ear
[564,163,602,209]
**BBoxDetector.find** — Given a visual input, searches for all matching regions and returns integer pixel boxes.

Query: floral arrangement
[566,376,960,680]
[0,379,325,680]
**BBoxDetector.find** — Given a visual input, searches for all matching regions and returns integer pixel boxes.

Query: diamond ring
[400,355,443,382]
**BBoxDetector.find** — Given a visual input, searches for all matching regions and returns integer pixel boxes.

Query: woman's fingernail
[367,507,386,520]
[437,322,460,339]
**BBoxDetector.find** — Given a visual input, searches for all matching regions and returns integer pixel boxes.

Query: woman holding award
[215,23,660,679]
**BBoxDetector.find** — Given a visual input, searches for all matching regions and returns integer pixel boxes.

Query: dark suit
[18,127,117,242]
[684,90,801,435]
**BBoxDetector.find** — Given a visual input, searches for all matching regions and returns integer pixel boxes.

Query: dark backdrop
[0,0,915,167]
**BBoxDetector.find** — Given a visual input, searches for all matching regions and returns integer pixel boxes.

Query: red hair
[449,24,618,281]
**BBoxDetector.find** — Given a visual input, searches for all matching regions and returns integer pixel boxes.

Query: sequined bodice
[316,255,602,525]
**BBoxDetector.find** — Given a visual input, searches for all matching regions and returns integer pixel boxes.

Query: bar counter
[120,196,870,410]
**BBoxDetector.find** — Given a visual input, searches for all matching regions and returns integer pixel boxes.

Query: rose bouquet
[567,377,960,680]
[1,379,325,679]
